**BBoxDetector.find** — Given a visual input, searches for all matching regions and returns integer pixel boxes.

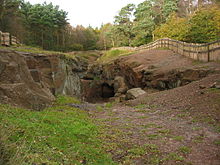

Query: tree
[20,2,68,49]
[0,0,23,35]
[114,4,135,46]
[185,6,220,43]
[153,13,188,41]
[162,0,178,20]
[132,0,156,46]
[96,23,114,50]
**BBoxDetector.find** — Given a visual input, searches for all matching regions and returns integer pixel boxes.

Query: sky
[27,0,145,28]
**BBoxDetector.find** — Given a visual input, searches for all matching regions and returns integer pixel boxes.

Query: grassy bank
[97,49,135,63]
[0,96,115,165]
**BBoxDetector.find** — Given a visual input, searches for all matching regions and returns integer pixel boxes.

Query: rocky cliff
[1,48,219,108]
[0,49,85,110]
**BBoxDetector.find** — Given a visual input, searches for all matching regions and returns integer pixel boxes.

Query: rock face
[0,49,84,110]
[1,48,217,106]
[114,76,128,95]
[81,50,217,102]
[126,88,146,100]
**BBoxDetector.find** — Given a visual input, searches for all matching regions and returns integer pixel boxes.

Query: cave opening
[101,83,115,98]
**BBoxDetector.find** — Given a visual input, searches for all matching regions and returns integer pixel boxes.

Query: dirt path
[89,74,220,165]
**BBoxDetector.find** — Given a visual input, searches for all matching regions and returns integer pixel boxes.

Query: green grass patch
[207,88,220,93]
[0,45,77,60]
[142,123,158,129]
[134,104,147,110]
[173,136,184,141]
[96,105,104,112]
[158,129,171,134]
[105,102,114,109]
[55,95,81,105]
[214,140,220,145]
[0,102,115,164]
[144,144,160,154]
[178,146,191,154]
[128,146,146,156]
[193,135,204,143]
[214,126,220,133]
[192,60,205,65]
[163,152,184,162]
[147,134,161,140]
[97,49,134,63]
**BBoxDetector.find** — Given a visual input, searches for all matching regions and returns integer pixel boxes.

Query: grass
[193,135,204,143]
[147,134,161,140]
[0,45,101,63]
[105,102,114,109]
[214,140,220,145]
[0,45,76,59]
[96,105,104,112]
[128,146,146,156]
[173,135,184,141]
[55,95,81,105]
[134,104,147,110]
[207,88,220,93]
[163,152,184,162]
[178,146,191,154]
[0,96,115,164]
[97,49,134,63]
[142,123,158,129]
[158,129,171,134]
[192,60,205,65]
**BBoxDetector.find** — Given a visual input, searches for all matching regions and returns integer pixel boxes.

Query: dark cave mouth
[101,83,115,98]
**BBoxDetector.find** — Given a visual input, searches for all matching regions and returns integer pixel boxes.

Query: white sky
[27,0,145,28]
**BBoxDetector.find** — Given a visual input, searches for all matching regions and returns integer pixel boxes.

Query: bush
[153,6,220,43]
[184,6,220,43]
[153,13,188,41]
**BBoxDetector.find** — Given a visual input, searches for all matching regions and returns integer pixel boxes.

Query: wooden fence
[0,31,20,46]
[136,38,220,62]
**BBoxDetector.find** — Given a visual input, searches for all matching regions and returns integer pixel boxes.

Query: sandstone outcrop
[81,50,218,102]
[0,49,85,110]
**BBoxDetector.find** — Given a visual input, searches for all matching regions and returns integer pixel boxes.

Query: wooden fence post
[0,31,2,45]
[182,42,184,56]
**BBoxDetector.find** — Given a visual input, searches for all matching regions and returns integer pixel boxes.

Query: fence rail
[135,38,220,62]
[0,31,20,46]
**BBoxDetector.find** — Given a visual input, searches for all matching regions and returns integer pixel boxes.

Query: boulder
[126,88,146,100]
[210,81,220,89]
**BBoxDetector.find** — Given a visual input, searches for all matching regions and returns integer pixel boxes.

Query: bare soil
[88,50,220,165]
[119,49,220,74]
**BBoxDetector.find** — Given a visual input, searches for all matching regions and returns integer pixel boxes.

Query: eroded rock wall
[82,51,215,102]
[0,49,84,110]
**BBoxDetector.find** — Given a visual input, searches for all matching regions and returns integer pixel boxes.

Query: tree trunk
[104,36,107,50]
[41,31,44,48]
[111,39,115,47]
[56,30,59,46]
[62,30,65,47]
